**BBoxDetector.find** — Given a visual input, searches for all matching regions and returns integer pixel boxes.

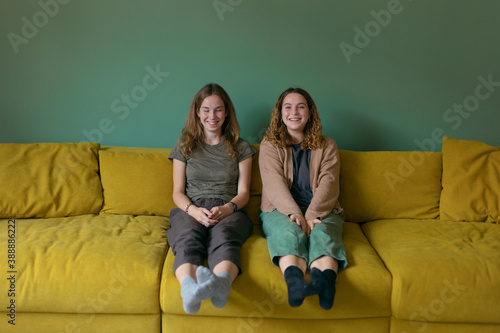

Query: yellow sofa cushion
[0,215,168,314]
[390,317,500,333]
[362,219,500,324]
[0,313,160,333]
[440,136,500,223]
[99,147,176,216]
[0,142,102,218]
[245,144,262,224]
[161,223,392,320]
[339,150,442,222]
[161,314,389,333]
[249,144,262,196]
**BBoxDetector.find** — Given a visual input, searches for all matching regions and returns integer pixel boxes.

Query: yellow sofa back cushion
[440,136,500,223]
[245,144,262,223]
[99,147,176,216]
[249,144,262,196]
[339,150,442,222]
[0,142,102,218]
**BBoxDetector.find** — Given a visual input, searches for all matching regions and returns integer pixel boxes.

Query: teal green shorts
[260,208,347,272]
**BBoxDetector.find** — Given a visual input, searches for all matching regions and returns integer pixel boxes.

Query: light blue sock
[180,267,217,314]
[196,266,215,285]
[211,272,232,308]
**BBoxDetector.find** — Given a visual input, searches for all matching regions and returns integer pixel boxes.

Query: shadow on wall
[242,107,272,145]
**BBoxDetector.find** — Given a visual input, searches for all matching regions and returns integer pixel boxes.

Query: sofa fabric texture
[0,142,102,218]
[338,150,442,222]
[440,136,500,223]
[99,148,176,217]
[363,219,500,323]
[0,136,498,333]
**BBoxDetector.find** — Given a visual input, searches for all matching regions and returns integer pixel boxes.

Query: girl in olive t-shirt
[166,83,256,314]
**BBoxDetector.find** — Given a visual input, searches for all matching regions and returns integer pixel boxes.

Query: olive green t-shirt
[168,138,256,203]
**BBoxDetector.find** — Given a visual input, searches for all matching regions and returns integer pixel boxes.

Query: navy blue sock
[311,268,337,310]
[284,265,319,307]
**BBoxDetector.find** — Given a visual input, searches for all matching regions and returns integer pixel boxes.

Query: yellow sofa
[0,136,498,333]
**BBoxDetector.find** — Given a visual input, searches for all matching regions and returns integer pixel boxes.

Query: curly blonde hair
[263,87,324,150]
[178,83,240,160]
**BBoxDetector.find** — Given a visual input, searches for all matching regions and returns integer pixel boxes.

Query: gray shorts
[167,198,253,274]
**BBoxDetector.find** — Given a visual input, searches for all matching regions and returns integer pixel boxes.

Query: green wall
[1,0,499,151]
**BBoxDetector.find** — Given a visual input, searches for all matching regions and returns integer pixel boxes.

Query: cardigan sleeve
[259,140,302,217]
[305,137,342,221]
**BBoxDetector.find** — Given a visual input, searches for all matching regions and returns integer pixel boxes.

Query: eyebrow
[201,106,223,109]
[283,102,306,106]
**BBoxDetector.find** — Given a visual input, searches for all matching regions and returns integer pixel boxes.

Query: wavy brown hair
[263,87,324,150]
[178,83,240,160]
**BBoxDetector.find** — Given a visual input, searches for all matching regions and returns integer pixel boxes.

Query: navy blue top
[290,143,313,208]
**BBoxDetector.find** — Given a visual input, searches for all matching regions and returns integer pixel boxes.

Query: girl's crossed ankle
[310,267,337,310]
[284,265,320,307]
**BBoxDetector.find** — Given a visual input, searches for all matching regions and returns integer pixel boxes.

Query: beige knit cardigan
[258,136,343,221]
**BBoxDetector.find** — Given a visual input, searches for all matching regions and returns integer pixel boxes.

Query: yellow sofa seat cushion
[99,146,176,216]
[0,215,168,314]
[0,142,102,218]
[0,313,160,333]
[390,317,500,333]
[161,223,392,320]
[161,314,389,333]
[362,219,500,324]
[339,150,442,222]
[440,136,500,223]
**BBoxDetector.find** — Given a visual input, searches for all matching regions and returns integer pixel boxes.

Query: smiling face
[196,94,227,136]
[281,93,310,142]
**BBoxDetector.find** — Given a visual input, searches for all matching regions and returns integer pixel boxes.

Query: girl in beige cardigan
[259,87,347,310]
